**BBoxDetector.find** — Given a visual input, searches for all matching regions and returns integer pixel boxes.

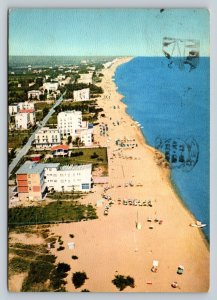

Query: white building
[45,163,92,192]
[73,88,90,102]
[77,73,93,84]
[57,74,66,81]
[34,127,61,149]
[43,82,59,93]
[75,127,93,146]
[57,111,93,146]
[9,104,18,116]
[57,111,82,137]
[19,109,35,126]
[28,90,42,100]
[18,101,35,111]
[15,112,30,130]
[87,66,96,71]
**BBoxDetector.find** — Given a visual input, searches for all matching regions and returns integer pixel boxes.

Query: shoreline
[114,57,209,244]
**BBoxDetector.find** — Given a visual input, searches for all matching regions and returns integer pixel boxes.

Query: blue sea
[115,57,210,240]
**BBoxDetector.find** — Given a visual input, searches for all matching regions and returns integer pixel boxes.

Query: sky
[9,8,210,56]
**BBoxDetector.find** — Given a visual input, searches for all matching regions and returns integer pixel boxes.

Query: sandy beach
[45,57,209,292]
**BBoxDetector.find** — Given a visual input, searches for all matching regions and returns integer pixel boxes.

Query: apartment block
[34,127,61,149]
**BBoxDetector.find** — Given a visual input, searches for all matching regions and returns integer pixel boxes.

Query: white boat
[190,220,207,228]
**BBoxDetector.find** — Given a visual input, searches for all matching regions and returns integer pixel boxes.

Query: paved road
[8,91,66,178]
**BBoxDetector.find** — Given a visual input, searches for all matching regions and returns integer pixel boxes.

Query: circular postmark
[155,137,199,172]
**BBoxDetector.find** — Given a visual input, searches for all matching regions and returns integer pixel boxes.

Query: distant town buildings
[34,127,61,149]
[43,82,59,93]
[57,74,66,81]
[16,161,92,200]
[77,73,93,85]
[28,90,42,100]
[103,59,118,69]
[73,88,90,102]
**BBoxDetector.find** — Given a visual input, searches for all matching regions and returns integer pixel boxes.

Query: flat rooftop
[16,161,59,175]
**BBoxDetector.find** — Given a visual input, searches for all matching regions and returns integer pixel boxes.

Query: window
[82,183,89,190]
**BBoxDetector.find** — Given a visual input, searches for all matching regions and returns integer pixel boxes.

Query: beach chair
[171,281,179,288]
[177,265,184,275]
[151,260,159,273]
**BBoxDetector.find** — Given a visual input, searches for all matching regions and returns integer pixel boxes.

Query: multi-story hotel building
[15,112,31,130]
[34,127,61,149]
[57,111,82,137]
[57,111,93,146]
[45,163,92,192]
[16,161,92,200]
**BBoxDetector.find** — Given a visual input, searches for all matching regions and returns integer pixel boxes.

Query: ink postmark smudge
[154,137,199,172]
[162,37,200,71]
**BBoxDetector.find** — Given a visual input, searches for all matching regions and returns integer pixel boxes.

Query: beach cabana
[151,260,159,272]
[68,242,75,250]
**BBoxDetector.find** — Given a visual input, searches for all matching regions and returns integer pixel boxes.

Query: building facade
[18,101,35,111]
[57,111,93,146]
[28,90,42,100]
[16,161,50,201]
[34,127,61,149]
[43,82,59,93]
[19,109,35,126]
[9,104,18,116]
[75,125,93,146]
[15,112,30,130]
[73,88,90,102]
[16,161,92,200]
[45,164,92,192]
[57,110,82,137]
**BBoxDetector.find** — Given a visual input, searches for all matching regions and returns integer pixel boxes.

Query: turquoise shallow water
[115,56,210,240]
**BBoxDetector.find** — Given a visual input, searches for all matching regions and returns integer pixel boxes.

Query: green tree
[112,274,135,291]
[72,272,88,289]
[67,135,72,145]
[72,137,84,147]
